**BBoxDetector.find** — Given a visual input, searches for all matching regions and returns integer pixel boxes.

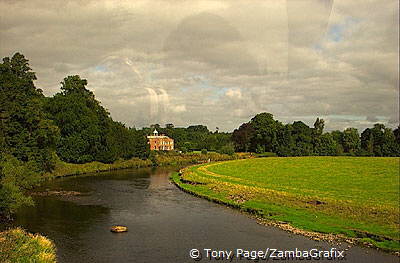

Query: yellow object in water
[110,226,128,233]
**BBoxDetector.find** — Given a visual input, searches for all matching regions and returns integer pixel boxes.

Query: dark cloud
[163,12,259,75]
[0,0,398,131]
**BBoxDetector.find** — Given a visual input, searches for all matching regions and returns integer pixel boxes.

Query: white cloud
[171,105,187,113]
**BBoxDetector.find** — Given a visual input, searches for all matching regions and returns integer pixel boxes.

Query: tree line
[232,113,400,157]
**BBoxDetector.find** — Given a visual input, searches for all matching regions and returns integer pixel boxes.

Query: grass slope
[172,157,400,252]
[44,158,152,179]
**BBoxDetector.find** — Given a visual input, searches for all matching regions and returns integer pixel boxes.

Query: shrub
[0,228,56,263]
[256,152,277,157]
[201,149,208,155]
[0,155,41,217]
[219,144,235,156]
[180,147,188,153]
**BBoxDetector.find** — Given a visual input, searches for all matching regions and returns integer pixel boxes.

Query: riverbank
[0,227,56,262]
[43,158,152,179]
[44,151,250,180]
[171,157,400,254]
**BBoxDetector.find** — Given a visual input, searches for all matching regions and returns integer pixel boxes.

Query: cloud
[225,89,242,99]
[0,0,398,132]
[171,105,187,113]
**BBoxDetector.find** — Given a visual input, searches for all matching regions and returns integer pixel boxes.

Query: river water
[8,167,398,262]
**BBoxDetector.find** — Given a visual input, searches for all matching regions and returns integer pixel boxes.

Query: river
[8,167,398,262]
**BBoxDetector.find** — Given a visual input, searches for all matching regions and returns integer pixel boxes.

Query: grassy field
[171,157,400,252]
[0,228,56,262]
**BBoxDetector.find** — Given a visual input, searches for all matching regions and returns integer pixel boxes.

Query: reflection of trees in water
[13,197,110,257]
[14,197,109,234]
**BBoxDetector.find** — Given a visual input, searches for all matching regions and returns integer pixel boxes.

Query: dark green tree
[232,122,254,152]
[291,121,314,156]
[45,75,114,163]
[342,128,360,155]
[315,133,338,156]
[313,118,325,136]
[330,130,345,155]
[0,53,58,217]
[249,113,282,153]
[276,124,295,156]
[0,53,59,171]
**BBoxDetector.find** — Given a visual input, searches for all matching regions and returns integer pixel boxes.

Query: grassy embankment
[43,158,153,179]
[0,228,56,263]
[44,152,250,179]
[171,157,400,252]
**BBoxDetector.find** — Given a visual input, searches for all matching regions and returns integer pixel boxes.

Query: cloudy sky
[1,0,398,132]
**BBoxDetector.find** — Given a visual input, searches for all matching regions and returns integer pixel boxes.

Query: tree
[359,124,399,156]
[219,143,235,155]
[0,53,59,172]
[232,122,254,152]
[315,133,337,156]
[360,128,374,156]
[330,130,344,155]
[249,113,282,153]
[150,124,161,130]
[0,53,58,218]
[312,118,325,155]
[45,75,114,163]
[131,129,150,159]
[394,126,400,144]
[342,128,360,155]
[186,125,210,150]
[0,154,39,217]
[313,118,325,136]
[381,128,399,156]
[291,121,314,156]
[276,124,295,156]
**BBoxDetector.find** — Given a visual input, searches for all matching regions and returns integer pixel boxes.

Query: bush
[219,144,235,156]
[0,155,41,218]
[153,151,243,166]
[201,149,208,155]
[256,152,277,157]
[180,147,188,153]
[0,228,56,263]
[256,145,265,154]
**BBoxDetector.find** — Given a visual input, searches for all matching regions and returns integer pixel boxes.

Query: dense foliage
[0,53,59,172]
[44,75,149,163]
[0,53,59,216]
[232,113,400,157]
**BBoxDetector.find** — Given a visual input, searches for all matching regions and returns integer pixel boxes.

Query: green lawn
[172,157,400,252]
